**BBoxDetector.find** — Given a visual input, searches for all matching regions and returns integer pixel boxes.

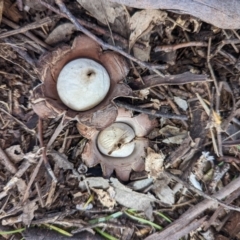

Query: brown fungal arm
[109,0,240,29]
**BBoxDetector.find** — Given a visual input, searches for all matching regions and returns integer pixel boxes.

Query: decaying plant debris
[2,0,240,239]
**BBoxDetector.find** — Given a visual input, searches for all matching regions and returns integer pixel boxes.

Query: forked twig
[53,0,165,76]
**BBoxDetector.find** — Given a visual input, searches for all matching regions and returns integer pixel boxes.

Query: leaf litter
[0,0,240,239]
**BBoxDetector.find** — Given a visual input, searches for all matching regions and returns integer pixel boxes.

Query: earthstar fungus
[31,35,131,129]
[77,108,158,181]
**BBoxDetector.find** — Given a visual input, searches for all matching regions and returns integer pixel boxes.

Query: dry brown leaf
[127,178,153,191]
[22,200,38,225]
[173,96,188,111]
[129,10,167,49]
[16,178,27,196]
[77,0,129,37]
[45,23,76,45]
[25,0,54,10]
[92,187,116,209]
[133,45,151,62]
[79,177,110,191]
[152,179,175,205]
[150,98,161,110]
[111,177,156,211]
[145,148,165,179]
[3,0,22,23]
[138,89,150,100]
[159,125,188,144]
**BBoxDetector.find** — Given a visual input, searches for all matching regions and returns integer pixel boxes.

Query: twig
[39,0,145,50]
[211,39,240,58]
[0,146,17,174]
[215,86,222,156]
[207,37,220,95]
[0,107,36,136]
[114,100,188,120]
[222,29,239,53]
[203,187,240,231]
[35,182,44,208]
[0,17,52,39]
[164,217,207,240]
[38,119,57,183]
[164,170,240,212]
[159,86,188,128]
[54,0,165,75]
[2,17,52,51]
[218,155,240,164]
[232,29,240,40]
[146,175,240,239]
[22,156,44,203]
[47,116,68,148]
[154,41,208,52]
[183,31,197,56]
[5,37,36,67]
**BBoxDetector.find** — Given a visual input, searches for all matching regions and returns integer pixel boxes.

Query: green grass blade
[124,211,162,230]
[89,211,123,224]
[94,227,118,240]
[43,223,72,237]
[155,212,172,223]
[0,228,25,235]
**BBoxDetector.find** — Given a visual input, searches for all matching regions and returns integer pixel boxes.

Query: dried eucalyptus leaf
[92,187,116,209]
[45,23,76,45]
[145,148,165,179]
[152,180,175,205]
[79,177,110,190]
[173,96,188,111]
[77,0,129,37]
[129,10,167,49]
[111,177,156,211]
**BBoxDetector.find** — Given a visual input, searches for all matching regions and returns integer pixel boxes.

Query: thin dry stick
[145,175,240,240]
[1,17,52,51]
[38,119,57,183]
[203,187,240,231]
[0,17,52,39]
[183,31,197,56]
[21,156,44,203]
[160,86,188,128]
[165,170,240,212]
[115,100,188,120]
[35,182,44,208]
[0,107,36,136]
[222,29,239,53]
[215,86,223,156]
[211,39,240,58]
[5,37,36,67]
[232,29,240,40]
[54,0,165,75]
[47,116,68,148]
[154,41,208,52]
[207,37,220,95]
[1,157,38,201]
[163,217,207,240]
[0,147,17,174]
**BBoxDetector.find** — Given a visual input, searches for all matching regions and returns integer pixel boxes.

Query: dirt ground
[1,0,240,240]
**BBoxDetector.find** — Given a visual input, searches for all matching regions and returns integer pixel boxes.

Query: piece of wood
[145,175,240,239]
[110,0,240,29]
